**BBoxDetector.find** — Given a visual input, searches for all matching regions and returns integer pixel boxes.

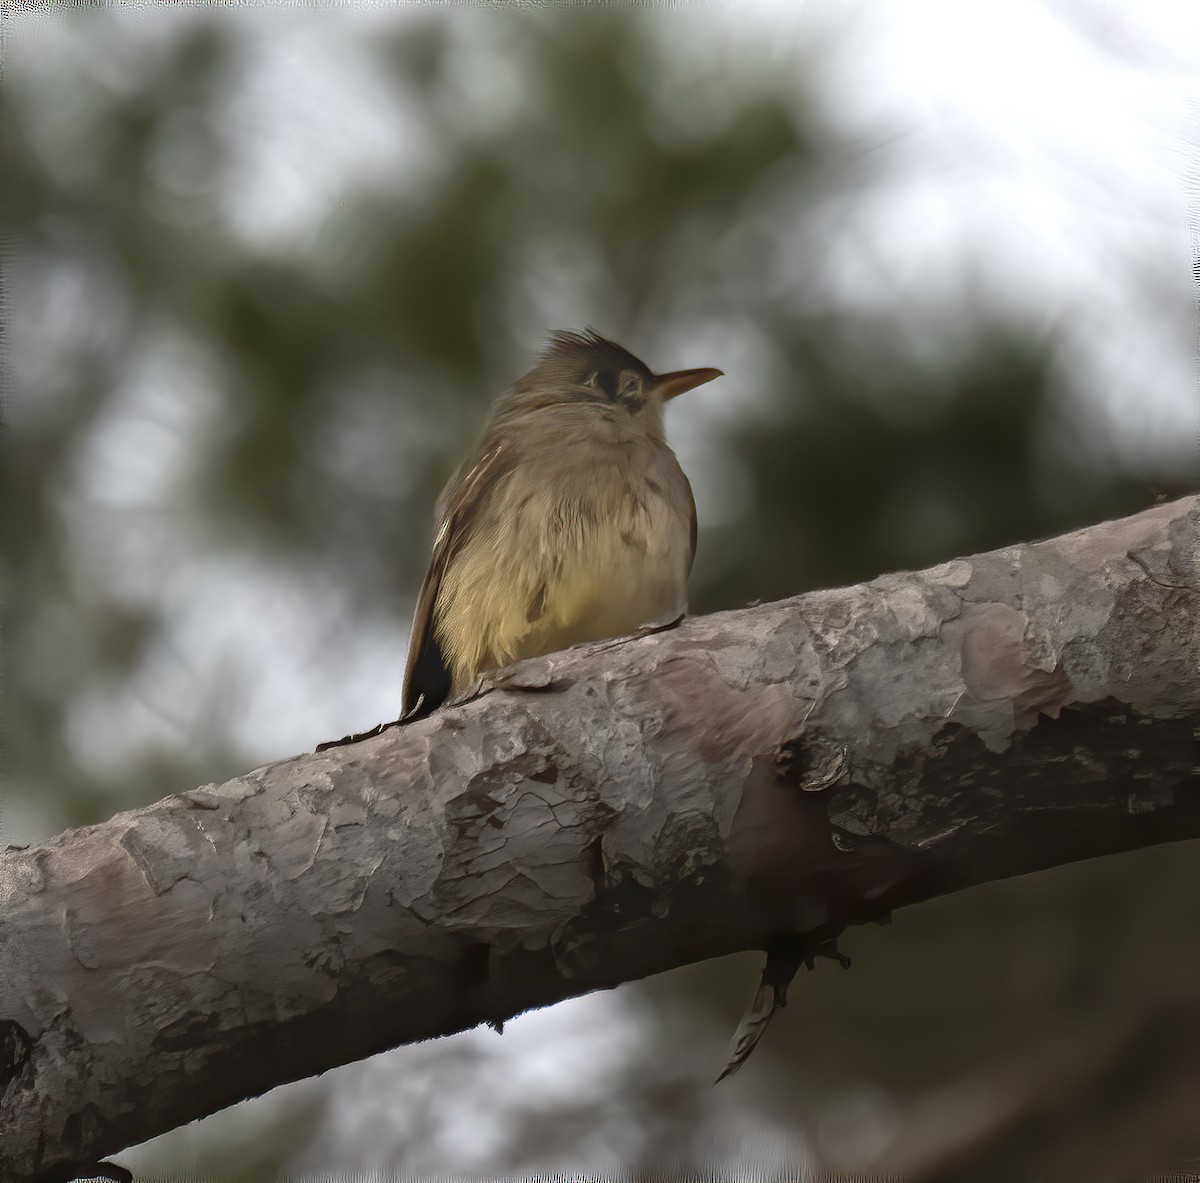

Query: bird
[401,329,722,721]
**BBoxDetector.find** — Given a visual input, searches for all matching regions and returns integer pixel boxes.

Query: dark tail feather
[402,627,452,721]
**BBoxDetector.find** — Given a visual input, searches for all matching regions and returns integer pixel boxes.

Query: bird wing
[401,440,510,720]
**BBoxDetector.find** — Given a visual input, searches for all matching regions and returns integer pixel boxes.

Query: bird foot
[586,612,687,658]
[314,716,402,752]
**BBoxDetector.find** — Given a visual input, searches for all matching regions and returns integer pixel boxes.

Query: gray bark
[2,496,1198,1182]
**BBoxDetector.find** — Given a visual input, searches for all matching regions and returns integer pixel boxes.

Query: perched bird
[401,330,722,720]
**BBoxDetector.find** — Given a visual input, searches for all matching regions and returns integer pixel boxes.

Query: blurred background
[4,0,1199,1177]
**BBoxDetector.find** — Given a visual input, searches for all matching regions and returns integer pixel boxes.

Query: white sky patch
[62,549,405,775]
[625,0,1199,471]
[792,0,1196,458]
[61,323,223,514]
[208,12,436,252]
[646,0,1199,482]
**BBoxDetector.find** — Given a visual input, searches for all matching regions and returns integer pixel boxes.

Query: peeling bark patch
[925,558,974,588]
[310,849,383,916]
[120,826,192,897]
[178,789,221,810]
[650,810,721,884]
[944,602,1074,751]
[64,906,104,970]
[652,654,808,767]
[492,666,570,694]
[276,810,327,883]
[2,848,49,896]
[776,734,849,792]
[151,1008,221,1055]
[429,748,610,933]
[828,701,1198,875]
[957,603,1068,706]
[128,965,215,1049]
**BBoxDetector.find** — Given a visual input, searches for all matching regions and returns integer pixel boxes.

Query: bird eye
[589,370,619,401]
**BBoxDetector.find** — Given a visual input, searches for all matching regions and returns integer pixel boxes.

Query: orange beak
[653,366,724,401]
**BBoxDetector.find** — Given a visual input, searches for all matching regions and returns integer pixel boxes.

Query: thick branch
[2,496,1198,1180]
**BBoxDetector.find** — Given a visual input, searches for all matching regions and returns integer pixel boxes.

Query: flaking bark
[2,496,1198,1181]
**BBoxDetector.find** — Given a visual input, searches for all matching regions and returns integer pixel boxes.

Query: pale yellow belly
[435,482,691,695]
[515,539,687,661]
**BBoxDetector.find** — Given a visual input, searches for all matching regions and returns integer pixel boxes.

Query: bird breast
[434,434,693,692]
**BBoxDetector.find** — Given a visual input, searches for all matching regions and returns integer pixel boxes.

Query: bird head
[500,329,722,425]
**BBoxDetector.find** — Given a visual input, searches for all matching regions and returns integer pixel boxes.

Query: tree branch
[3,496,1197,1181]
